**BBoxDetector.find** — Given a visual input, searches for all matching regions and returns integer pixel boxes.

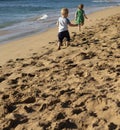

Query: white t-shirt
[58,17,70,32]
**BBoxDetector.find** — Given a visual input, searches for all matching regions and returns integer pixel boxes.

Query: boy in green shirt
[75,4,88,32]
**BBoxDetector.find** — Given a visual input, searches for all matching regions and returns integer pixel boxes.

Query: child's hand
[85,18,92,22]
[88,19,92,22]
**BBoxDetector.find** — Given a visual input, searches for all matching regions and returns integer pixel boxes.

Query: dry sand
[0,6,120,130]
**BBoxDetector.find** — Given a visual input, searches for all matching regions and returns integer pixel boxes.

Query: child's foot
[66,43,69,47]
[58,46,61,50]
[57,42,61,50]
[61,43,63,46]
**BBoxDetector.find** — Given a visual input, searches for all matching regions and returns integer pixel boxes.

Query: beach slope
[0,6,120,130]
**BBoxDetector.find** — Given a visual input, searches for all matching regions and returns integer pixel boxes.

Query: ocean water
[0,0,120,43]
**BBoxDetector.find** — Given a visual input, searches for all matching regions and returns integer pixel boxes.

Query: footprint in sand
[117,44,120,49]
[63,59,74,64]
[0,72,12,83]
[72,108,83,115]
[39,121,51,130]
[22,63,30,67]
[55,119,78,129]
[0,76,6,83]
[8,77,19,86]
[16,58,24,62]
[21,73,35,78]
[116,101,120,108]
[108,122,117,130]
[116,66,120,76]
[24,106,35,113]
[48,41,56,44]
[2,94,9,100]
[3,114,28,130]
[59,88,75,96]
[39,103,47,112]
[3,103,17,114]
[89,111,97,117]
[6,59,14,63]
[31,55,40,61]
[62,59,77,69]
[22,96,36,104]
[5,60,16,68]
[61,100,72,108]
[54,112,66,121]
[80,51,96,60]
[102,106,109,111]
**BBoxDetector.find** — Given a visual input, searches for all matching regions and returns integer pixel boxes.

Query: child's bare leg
[64,42,66,46]
[58,42,61,50]
[78,24,81,32]
[66,41,69,47]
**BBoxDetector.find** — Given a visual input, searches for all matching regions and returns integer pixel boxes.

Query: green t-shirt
[75,9,85,24]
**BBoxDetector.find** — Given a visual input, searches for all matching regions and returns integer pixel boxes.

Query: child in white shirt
[57,8,77,50]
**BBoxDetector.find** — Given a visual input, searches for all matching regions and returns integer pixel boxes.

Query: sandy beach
[0,6,120,130]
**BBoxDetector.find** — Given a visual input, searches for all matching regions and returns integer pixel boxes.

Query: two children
[57,4,87,50]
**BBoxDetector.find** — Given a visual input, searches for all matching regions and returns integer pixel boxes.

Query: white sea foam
[37,14,48,21]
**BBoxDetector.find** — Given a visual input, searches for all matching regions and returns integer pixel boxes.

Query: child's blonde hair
[78,4,84,9]
[61,8,69,16]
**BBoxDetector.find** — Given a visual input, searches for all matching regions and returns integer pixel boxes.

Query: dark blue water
[0,0,120,43]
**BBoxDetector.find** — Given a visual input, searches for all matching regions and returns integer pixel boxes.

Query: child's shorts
[58,30,70,43]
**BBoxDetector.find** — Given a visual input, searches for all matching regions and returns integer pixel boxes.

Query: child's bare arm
[84,13,88,19]
[56,21,59,26]
[75,11,77,20]
[69,23,78,27]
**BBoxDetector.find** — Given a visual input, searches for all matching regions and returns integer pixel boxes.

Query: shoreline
[0,6,120,65]
[0,5,119,44]
[0,5,118,45]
